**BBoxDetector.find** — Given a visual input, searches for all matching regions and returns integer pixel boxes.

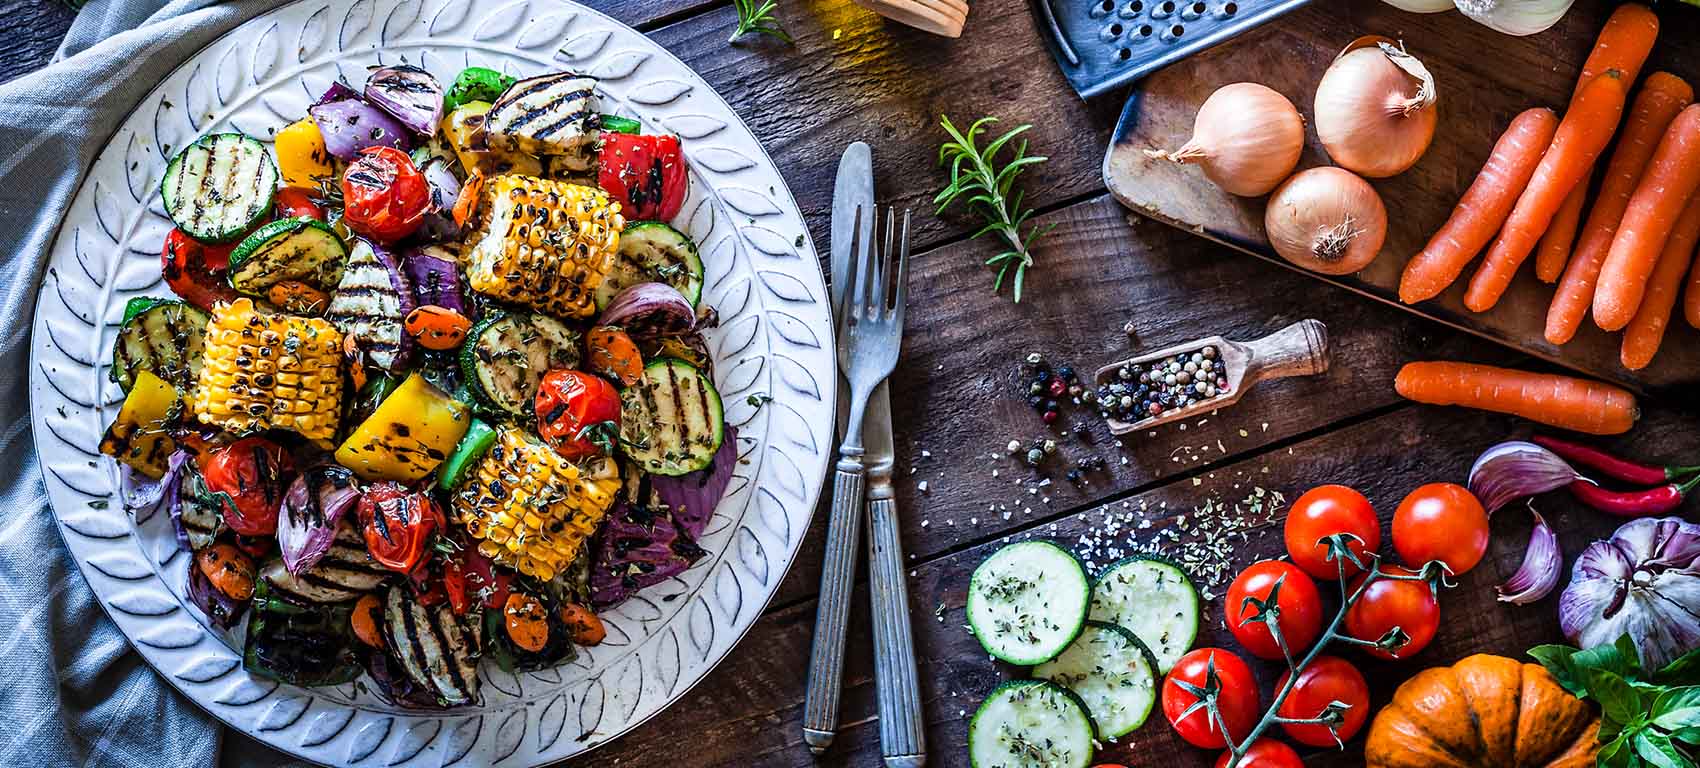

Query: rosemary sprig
[729,0,791,44]
[934,115,1053,302]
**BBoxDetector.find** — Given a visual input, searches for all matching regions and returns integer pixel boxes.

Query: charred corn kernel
[450,427,620,580]
[192,299,343,442]
[274,118,335,188]
[336,373,470,482]
[99,370,182,479]
[464,175,623,319]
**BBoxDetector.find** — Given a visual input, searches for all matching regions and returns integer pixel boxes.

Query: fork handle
[868,491,926,767]
[803,454,867,753]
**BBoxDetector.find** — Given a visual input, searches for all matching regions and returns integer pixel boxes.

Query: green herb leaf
[1657,647,1700,686]
[729,0,791,44]
[935,115,1051,302]
[1636,729,1690,768]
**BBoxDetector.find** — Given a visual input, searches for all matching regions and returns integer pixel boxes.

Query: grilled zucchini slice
[110,297,209,395]
[227,216,348,296]
[459,312,582,416]
[160,133,278,243]
[619,359,725,476]
[324,239,412,373]
[382,584,483,707]
[595,222,704,309]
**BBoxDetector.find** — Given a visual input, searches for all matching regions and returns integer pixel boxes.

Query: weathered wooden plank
[0,0,74,85]
[569,403,1700,767]
[1105,0,1700,395]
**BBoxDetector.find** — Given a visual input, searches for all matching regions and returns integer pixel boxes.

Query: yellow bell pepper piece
[442,102,542,177]
[99,369,182,479]
[335,373,471,482]
[274,118,335,188]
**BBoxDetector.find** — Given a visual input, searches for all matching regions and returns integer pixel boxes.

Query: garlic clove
[1454,0,1577,36]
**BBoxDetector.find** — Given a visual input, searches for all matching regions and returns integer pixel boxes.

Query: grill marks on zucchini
[228,217,348,296]
[383,585,482,706]
[619,359,724,475]
[484,73,599,169]
[111,298,209,394]
[597,222,704,309]
[161,133,278,243]
[460,312,582,415]
[260,526,386,603]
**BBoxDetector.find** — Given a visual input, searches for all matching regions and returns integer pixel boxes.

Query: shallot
[1315,37,1438,179]
[1146,83,1304,197]
[1263,166,1386,275]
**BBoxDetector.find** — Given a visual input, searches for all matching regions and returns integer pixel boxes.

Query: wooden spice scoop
[854,0,969,38]
[1095,319,1331,435]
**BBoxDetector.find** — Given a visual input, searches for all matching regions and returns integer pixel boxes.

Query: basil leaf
[1636,729,1691,768]
[1587,667,1650,728]
[1671,726,1700,745]
[1657,647,1700,686]
[1654,687,1700,728]
[1599,732,1635,768]
[1530,644,1589,696]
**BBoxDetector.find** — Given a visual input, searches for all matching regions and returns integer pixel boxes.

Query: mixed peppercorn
[1012,354,1112,484]
[1096,346,1230,425]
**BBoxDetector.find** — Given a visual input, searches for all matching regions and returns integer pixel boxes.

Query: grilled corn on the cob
[450,426,621,580]
[192,298,344,442]
[464,175,623,319]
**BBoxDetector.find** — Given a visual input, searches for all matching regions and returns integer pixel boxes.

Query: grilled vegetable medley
[101,64,727,708]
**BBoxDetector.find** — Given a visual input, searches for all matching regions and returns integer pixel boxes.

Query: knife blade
[833,141,877,443]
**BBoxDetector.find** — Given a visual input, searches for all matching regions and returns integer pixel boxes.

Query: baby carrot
[1621,195,1700,370]
[1399,108,1559,304]
[1595,104,1700,330]
[1466,70,1631,312]
[1532,3,1661,283]
[1394,361,1638,435]
[1546,73,1694,344]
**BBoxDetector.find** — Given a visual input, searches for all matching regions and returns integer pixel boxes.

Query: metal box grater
[1033,0,1311,99]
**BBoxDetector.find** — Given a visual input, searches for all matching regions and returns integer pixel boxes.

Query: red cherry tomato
[162,228,239,310]
[198,437,294,537]
[1346,565,1440,660]
[1215,739,1304,768]
[1276,655,1370,747]
[341,146,429,242]
[1284,484,1381,580]
[597,132,687,221]
[357,482,444,574]
[535,369,622,460]
[1226,560,1323,660]
[273,186,327,220]
[1393,482,1489,575]
[1161,648,1261,749]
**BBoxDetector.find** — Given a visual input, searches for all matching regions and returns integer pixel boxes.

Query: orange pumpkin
[1365,654,1600,768]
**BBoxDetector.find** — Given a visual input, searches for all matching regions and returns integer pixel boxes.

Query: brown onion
[1146,82,1304,197]
[1314,37,1438,178]
[1264,167,1387,275]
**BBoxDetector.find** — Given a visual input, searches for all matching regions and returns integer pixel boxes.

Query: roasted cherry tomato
[1226,560,1323,660]
[351,593,385,648]
[1284,484,1381,580]
[535,369,622,459]
[162,228,239,310]
[1346,565,1441,660]
[1276,655,1370,747]
[357,482,444,573]
[403,305,471,350]
[1393,482,1489,575]
[195,542,256,601]
[1215,739,1304,768]
[274,186,327,220]
[584,326,643,386]
[341,146,429,242]
[198,436,294,537]
[504,592,551,653]
[597,132,687,221]
[1161,648,1260,749]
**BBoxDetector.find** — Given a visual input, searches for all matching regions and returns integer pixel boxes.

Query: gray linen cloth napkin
[0,1,308,765]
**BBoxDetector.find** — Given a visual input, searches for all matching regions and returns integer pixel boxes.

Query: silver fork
[803,205,910,753]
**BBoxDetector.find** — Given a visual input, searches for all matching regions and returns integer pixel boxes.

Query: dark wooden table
[9,1,1700,766]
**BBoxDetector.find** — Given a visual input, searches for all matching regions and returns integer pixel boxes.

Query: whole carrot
[1532,3,1661,283]
[1595,104,1700,330]
[1394,361,1638,435]
[1399,108,1559,304]
[1621,195,1700,369]
[1688,247,1700,328]
[1546,72,1694,344]
[1466,70,1631,312]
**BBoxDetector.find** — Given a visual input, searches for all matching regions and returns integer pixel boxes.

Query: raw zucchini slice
[1088,555,1200,673]
[228,216,348,296]
[160,133,278,243]
[110,297,210,394]
[966,540,1089,665]
[1033,621,1160,739]
[459,312,581,416]
[618,358,725,476]
[968,680,1095,768]
[596,221,704,309]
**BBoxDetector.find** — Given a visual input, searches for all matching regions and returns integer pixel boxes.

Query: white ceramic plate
[27,1,834,764]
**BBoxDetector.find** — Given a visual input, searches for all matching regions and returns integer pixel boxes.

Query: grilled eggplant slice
[326,238,414,373]
[244,580,362,687]
[110,297,208,395]
[259,523,388,603]
[227,216,348,297]
[459,311,582,416]
[619,359,725,475]
[484,72,599,170]
[161,133,279,243]
[382,585,483,707]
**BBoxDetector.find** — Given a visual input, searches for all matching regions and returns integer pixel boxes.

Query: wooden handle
[1243,319,1329,385]
[854,0,968,37]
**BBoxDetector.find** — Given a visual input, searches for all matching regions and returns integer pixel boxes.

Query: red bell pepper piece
[162,228,239,310]
[597,132,687,221]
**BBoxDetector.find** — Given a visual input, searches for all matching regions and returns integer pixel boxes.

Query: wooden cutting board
[1104,0,1700,400]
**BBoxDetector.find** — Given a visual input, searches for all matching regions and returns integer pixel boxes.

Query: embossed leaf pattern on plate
[26,0,831,765]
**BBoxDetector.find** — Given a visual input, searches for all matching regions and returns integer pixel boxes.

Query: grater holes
[1222,1,1238,14]
[1161,23,1185,42]
[1181,1,1205,18]
[1110,23,1123,35]
[1119,0,1144,18]
[1138,24,1153,37]
[1151,0,1176,18]
[1118,47,1132,60]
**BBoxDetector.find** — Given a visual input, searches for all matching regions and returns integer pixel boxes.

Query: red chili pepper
[1533,435,1700,485]
[1567,473,1700,518]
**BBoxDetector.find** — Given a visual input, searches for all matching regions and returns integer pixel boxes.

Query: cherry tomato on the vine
[1226,560,1323,660]
[198,436,295,537]
[1345,565,1440,660]
[1161,648,1261,749]
[1284,484,1381,580]
[162,228,239,310]
[341,146,429,242]
[274,186,327,220]
[1393,482,1489,575]
[357,482,444,574]
[1276,655,1370,746]
[535,369,622,459]
[1215,739,1304,768]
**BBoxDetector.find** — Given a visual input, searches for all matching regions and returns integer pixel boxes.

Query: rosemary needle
[729,0,791,44]
[934,115,1053,303]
